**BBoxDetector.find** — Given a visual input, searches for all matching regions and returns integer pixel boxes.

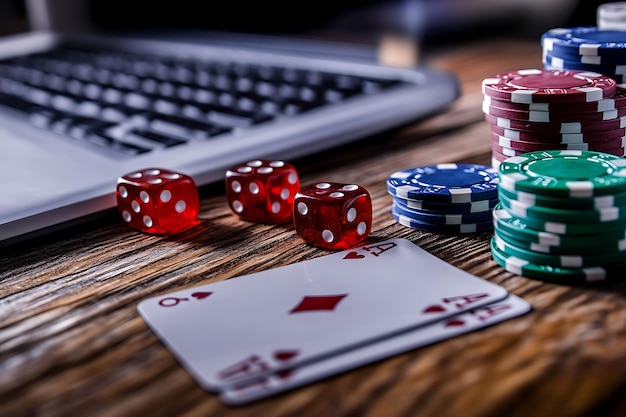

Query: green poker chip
[493,233,626,268]
[498,192,626,223]
[509,208,626,234]
[498,150,626,198]
[492,206,626,245]
[493,202,626,235]
[498,185,626,210]
[490,237,625,284]
[494,224,626,254]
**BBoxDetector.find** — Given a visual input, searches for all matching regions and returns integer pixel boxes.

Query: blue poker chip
[386,163,499,203]
[543,53,626,77]
[541,68,625,85]
[393,195,499,214]
[542,53,626,82]
[542,27,626,57]
[543,48,626,65]
[544,63,626,84]
[392,201,494,224]
[391,206,493,233]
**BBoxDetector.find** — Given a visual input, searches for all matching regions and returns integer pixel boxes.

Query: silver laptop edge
[0,1,459,243]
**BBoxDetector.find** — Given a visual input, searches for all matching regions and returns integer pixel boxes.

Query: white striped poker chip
[392,201,493,224]
[491,142,524,158]
[391,207,493,233]
[498,190,624,223]
[492,204,626,252]
[484,87,626,113]
[498,181,626,209]
[494,233,591,269]
[494,139,626,158]
[483,99,626,123]
[541,27,626,57]
[493,132,626,153]
[491,123,626,144]
[490,237,618,283]
[542,53,626,75]
[492,206,563,248]
[386,163,499,203]
[484,113,626,134]
[543,48,626,67]
[482,69,616,104]
[392,195,498,213]
[598,20,626,30]
[598,2,626,26]
[498,150,626,198]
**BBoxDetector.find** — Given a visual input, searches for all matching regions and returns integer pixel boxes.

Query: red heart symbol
[343,251,365,259]
[444,318,466,327]
[191,291,212,300]
[423,304,446,313]
[274,350,300,362]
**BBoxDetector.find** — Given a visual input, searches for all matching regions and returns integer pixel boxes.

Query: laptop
[0,0,460,245]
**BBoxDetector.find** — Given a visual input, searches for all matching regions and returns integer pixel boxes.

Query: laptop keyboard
[0,47,405,156]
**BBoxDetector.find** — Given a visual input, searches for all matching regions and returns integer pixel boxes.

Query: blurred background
[0,0,616,56]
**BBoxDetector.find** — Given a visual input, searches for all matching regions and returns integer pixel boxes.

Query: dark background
[0,1,619,47]
[84,0,618,42]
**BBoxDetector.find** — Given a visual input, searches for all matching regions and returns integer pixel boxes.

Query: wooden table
[3,37,626,417]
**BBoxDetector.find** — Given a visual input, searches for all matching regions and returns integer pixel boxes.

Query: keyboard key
[100,104,144,122]
[0,92,41,112]
[124,92,151,109]
[148,114,231,139]
[75,100,102,117]
[68,119,116,140]
[29,108,61,128]
[51,116,93,135]
[0,45,410,158]
[124,129,187,148]
[50,94,76,112]
[86,129,151,155]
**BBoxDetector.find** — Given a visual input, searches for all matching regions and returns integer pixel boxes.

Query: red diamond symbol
[289,294,348,314]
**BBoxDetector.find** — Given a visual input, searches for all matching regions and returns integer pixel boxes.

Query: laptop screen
[87,0,386,36]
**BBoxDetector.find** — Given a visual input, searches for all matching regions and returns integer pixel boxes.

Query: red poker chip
[491,142,524,158]
[491,132,626,152]
[492,148,513,161]
[600,148,626,157]
[489,124,626,143]
[482,69,616,104]
[484,113,626,133]
[483,100,626,122]
[494,141,626,158]
[491,148,519,168]
[491,156,502,169]
[484,86,626,113]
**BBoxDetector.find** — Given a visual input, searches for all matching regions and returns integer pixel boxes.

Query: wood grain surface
[2,38,626,417]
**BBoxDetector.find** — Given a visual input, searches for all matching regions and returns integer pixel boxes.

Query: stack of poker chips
[481,68,626,168]
[598,2,626,30]
[490,150,626,284]
[542,26,626,83]
[386,163,499,233]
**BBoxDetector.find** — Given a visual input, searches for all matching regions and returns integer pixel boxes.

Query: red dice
[225,160,300,223]
[116,168,200,234]
[294,182,372,250]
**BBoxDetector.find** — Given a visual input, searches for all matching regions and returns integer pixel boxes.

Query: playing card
[137,238,509,391]
[219,293,531,405]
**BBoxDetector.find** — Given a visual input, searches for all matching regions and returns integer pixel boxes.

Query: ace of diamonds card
[137,238,509,392]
